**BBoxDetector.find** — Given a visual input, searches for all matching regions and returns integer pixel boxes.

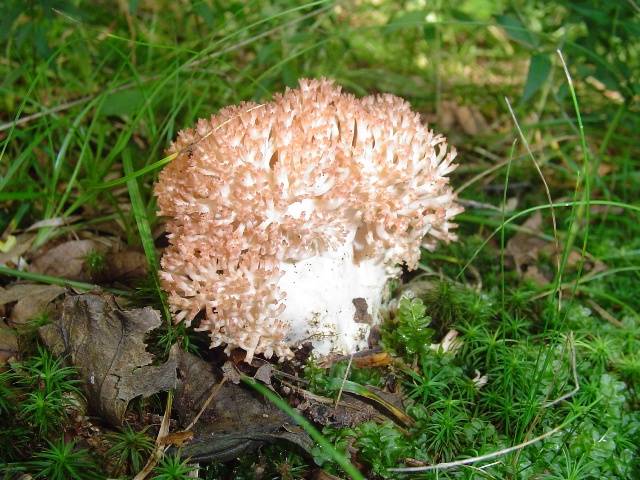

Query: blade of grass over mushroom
[122,149,170,321]
[90,154,179,191]
[241,375,365,480]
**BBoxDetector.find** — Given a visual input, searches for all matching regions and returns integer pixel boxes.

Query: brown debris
[29,239,105,281]
[38,293,177,426]
[0,283,66,327]
[0,319,19,365]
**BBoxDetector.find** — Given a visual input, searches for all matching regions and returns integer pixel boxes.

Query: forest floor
[1,1,639,479]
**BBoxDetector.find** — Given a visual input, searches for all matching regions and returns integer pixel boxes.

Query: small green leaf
[193,3,215,28]
[102,88,146,117]
[496,14,538,49]
[522,54,552,102]
[384,10,426,34]
[129,0,140,14]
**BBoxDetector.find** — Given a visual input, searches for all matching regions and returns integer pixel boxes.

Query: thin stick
[388,423,565,473]
[185,377,227,431]
[334,353,354,409]
[133,392,173,480]
[586,299,624,328]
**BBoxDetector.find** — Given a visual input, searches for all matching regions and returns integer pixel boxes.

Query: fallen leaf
[301,395,380,428]
[439,101,488,136]
[159,430,194,447]
[254,363,274,387]
[38,293,177,425]
[353,351,392,368]
[101,249,148,281]
[506,212,607,285]
[0,320,19,365]
[0,283,66,327]
[30,240,105,281]
[173,349,313,463]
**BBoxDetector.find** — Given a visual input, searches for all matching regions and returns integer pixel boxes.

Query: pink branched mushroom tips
[155,78,462,363]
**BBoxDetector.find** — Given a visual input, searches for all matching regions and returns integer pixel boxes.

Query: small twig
[544,332,579,408]
[133,392,173,480]
[185,377,227,431]
[586,299,624,328]
[334,353,353,409]
[388,423,566,473]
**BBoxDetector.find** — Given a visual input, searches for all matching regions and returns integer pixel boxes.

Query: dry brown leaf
[0,283,66,326]
[506,212,607,285]
[173,349,313,463]
[506,211,551,284]
[102,249,148,281]
[254,363,274,387]
[439,101,488,136]
[38,294,177,425]
[159,430,194,448]
[30,239,105,281]
[352,351,392,368]
[0,320,19,365]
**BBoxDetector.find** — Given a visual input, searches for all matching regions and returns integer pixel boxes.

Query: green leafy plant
[355,422,409,478]
[152,453,195,480]
[85,249,106,276]
[383,296,433,359]
[106,424,154,475]
[28,439,103,480]
[14,347,81,437]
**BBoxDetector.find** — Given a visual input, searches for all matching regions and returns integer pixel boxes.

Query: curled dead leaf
[38,293,177,425]
[173,349,313,463]
[0,283,66,327]
[30,240,106,281]
[159,430,194,448]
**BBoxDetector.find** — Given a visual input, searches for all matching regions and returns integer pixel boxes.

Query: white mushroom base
[278,241,389,356]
